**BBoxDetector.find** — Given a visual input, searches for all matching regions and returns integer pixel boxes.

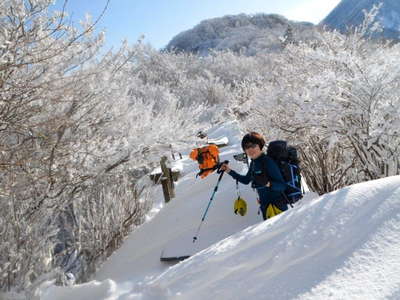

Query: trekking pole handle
[217,160,229,174]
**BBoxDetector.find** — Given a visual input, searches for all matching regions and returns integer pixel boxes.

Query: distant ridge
[165,13,318,56]
[321,0,400,40]
[165,2,400,57]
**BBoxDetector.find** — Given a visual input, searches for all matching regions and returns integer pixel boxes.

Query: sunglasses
[243,143,259,150]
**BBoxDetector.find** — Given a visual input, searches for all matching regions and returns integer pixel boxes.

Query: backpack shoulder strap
[261,154,272,181]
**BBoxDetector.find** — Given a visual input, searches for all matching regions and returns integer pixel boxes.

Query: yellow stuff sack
[234,197,247,216]
[266,204,283,219]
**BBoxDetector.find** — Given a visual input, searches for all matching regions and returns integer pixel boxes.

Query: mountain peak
[165,13,316,56]
[322,0,400,39]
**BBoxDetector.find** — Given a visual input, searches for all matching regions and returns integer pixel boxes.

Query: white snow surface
[39,122,400,300]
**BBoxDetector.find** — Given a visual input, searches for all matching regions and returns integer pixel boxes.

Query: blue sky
[52,0,341,50]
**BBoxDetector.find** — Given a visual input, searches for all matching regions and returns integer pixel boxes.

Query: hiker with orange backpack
[220,132,288,220]
[189,143,221,178]
[189,143,230,242]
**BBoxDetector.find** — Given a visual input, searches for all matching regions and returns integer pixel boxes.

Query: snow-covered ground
[38,122,400,300]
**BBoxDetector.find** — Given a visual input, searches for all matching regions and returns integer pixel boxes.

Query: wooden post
[160,156,175,201]
[161,177,171,203]
[168,167,175,198]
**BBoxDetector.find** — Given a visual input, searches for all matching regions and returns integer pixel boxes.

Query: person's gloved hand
[219,162,231,173]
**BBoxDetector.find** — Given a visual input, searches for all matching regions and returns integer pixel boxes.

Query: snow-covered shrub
[0,0,208,293]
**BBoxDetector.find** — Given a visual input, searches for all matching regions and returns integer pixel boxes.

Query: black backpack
[267,140,303,204]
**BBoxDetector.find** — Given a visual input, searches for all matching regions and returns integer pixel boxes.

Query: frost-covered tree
[0,0,208,293]
[240,7,400,194]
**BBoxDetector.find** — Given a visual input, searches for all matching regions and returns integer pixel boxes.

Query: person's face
[243,143,262,159]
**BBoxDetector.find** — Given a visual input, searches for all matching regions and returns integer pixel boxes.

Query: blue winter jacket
[228,152,287,212]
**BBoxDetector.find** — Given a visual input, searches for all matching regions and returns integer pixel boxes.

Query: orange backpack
[190,144,220,178]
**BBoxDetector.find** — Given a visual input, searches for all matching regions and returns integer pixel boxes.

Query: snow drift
[137,175,400,300]
[40,173,400,299]
[39,122,400,299]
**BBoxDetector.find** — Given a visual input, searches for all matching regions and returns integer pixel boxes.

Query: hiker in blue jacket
[220,132,288,220]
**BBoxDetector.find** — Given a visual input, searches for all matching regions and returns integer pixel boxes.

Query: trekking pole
[193,160,228,243]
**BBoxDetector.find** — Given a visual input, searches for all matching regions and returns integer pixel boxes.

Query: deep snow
[38,122,400,300]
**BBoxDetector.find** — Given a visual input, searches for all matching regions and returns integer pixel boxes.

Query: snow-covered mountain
[167,1,400,57]
[322,0,400,40]
[37,123,400,300]
[165,14,317,56]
